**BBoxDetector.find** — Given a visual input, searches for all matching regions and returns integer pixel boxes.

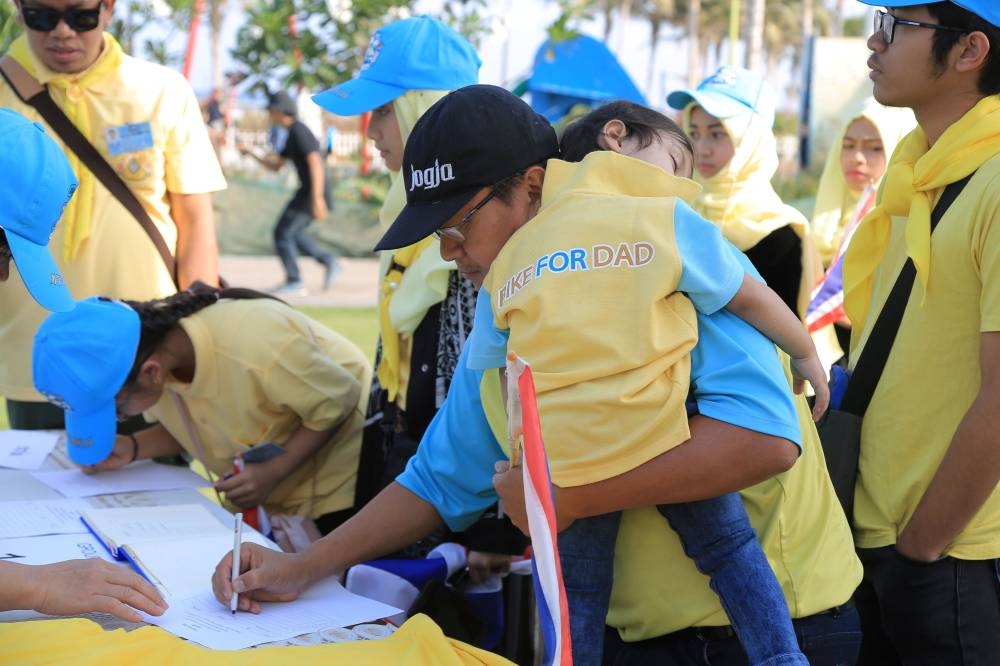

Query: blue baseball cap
[313,16,481,116]
[33,297,141,465]
[0,108,77,312]
[857,0,1000,27]
[667,66,777,126]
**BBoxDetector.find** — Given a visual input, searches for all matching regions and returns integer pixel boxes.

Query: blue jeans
[273,204,333,283]
[602,603,861,665]
[559,494,807,666]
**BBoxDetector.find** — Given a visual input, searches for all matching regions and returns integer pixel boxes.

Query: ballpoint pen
[230,512,242,614]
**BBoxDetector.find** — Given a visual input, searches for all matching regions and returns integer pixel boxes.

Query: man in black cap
[214,85,859,665]
[239,90,336,295]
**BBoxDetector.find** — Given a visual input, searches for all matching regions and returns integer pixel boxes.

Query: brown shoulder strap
[0,55,177,285]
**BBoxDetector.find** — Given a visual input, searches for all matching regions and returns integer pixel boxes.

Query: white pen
[230,512,243,614]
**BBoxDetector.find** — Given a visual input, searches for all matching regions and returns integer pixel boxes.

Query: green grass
[0,306,378,432]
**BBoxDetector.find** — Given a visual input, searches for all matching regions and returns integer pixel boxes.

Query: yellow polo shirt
[0,43,226,400]
[144,299,371,518]
[481,367,861,639]
[850,156,1000,558]
[483,153,710,487]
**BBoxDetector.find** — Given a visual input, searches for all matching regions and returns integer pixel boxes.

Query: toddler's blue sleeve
[466,288,510,370]
[674,200,747,315]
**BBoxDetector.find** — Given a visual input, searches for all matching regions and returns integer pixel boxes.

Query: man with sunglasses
[0,0,226,431]
[845,2,1000,664]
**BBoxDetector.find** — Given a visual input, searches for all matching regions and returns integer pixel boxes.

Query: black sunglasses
[22,2,104,33]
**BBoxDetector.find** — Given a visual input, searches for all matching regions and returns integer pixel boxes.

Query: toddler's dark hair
[559,100,693,163]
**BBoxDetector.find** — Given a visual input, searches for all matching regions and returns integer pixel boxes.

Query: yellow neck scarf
[10,33,123,262]
[377,236,436,401]
[375,90,455,401]
[843,95,1000,333]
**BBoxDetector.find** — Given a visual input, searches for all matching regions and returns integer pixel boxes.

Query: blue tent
[524,35,646,122]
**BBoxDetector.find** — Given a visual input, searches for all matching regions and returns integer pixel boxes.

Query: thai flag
[506,353,573,666]
[807,185,877,332]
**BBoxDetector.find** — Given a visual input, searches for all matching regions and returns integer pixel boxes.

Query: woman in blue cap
[668,67,822,320]
[313,16,528,581]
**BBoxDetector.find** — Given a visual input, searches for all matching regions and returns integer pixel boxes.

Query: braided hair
[116,283,282,387]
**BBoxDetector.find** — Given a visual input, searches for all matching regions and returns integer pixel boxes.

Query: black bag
[817,406,863,519]
[816,174,974,520]
[407,573,486,646]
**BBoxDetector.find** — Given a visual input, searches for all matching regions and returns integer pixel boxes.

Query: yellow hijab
[844,95,1000,334]
[687,105,821,318]
[10,33,123,262]
[811,99,915,266]
[376,89,455,401]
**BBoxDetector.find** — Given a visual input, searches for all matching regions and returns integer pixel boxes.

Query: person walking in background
[239,90,337,296]
[0,0,225,431]
[845,2,1000,663]
[668,67,823,320]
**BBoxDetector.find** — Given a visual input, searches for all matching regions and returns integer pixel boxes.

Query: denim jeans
[602,604,861,665]
[558,493,806,666]
[855,546,1000,665]
[273,204,333,283]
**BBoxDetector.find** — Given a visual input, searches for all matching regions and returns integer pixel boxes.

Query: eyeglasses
[22,2,104,33]
[873,9,966,45]
[434,187,499,243]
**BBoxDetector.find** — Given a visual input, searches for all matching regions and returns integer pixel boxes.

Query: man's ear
[954,31,991,76]
[596,119,628,153]
[523,165,546,216]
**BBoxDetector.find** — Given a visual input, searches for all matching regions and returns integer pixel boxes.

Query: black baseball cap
[374,84,559,252]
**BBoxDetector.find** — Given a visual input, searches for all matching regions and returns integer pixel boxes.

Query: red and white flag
[506,352,573,666]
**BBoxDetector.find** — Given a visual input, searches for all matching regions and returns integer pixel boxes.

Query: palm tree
[638,0,676,92]
[208,0,229,89]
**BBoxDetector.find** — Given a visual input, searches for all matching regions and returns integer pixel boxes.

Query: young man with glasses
[846,2,1000,664]
[0,0,226,431]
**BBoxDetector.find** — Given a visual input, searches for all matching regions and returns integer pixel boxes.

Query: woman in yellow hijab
[668,66,821,320]
[811,98,915,267]
[807,99,915,360]
[313,16,480,509]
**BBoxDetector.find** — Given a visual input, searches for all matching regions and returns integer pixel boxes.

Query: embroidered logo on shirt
[104,122,154,156]
[496,242,655,308]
